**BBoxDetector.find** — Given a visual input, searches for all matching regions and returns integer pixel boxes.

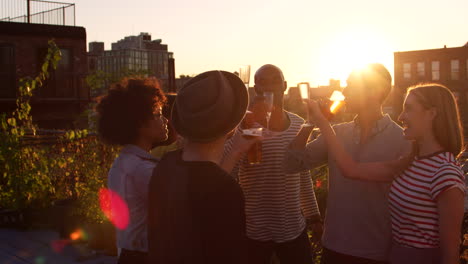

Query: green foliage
[54,133,119,223]
[0,40,62,210]
[0,40,120,225]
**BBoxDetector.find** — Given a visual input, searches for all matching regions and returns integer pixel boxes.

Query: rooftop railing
[0,0,75,26]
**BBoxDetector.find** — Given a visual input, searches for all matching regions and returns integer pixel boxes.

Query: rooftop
[0,0,75,26]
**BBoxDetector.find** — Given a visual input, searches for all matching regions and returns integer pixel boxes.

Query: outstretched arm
[221,130,261,173]
[284,125,328,174]
[306,100,409,182]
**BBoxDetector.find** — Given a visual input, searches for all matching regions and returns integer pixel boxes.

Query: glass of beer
[242,127,263,164]
[329,90,345,115]
[311,90,346,135]
[242,111,263,165]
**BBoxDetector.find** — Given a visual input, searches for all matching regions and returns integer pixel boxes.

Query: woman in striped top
[306,83,465,264]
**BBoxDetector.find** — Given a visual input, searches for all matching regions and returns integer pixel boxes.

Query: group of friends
[96,63,466,264]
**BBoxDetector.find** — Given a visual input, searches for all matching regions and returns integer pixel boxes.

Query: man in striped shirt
[225,64,321,264]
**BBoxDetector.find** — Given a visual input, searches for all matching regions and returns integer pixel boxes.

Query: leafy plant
[0,40,62,210]
[0,40,119,225]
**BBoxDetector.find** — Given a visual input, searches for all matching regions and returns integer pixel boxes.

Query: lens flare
[70,230,82,241]
[99,188,129,230]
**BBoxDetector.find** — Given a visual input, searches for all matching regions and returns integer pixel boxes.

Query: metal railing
[0,0,75,26]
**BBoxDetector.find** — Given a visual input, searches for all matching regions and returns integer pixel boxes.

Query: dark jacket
[147,150,247,264]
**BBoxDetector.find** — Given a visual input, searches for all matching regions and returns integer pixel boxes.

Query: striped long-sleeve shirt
[225,111,320,243]
[389,151,465,248]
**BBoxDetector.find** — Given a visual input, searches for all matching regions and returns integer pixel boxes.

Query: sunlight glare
[318,28,394,85]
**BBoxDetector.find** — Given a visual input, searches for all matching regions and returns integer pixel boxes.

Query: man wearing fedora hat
[224,64,321,264]
[147,70,258,264]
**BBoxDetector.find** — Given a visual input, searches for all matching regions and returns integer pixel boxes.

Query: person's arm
[299,170,321,220]
[431,166,465,264]
[307,100,408,182]
[289,125,314,150]
[221,149,244,175]
[220,129,260,174]
[221,133,241,178]
[437,188,464,264]
[284,126,328,174]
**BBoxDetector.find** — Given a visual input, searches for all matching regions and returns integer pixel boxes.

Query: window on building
[431,61,440,81]
[38,47,74,98]
[417,62,425,78]
[0,44,16,98]
[56,48,73,97]
[451,60,459,80]
[403,63,411,80]
[58,49,72,70]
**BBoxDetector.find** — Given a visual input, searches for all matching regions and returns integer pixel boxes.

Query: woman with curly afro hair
[96,78,167,264]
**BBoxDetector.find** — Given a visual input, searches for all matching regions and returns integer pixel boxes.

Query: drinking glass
[239,65,251,89]
[242,111,263,164]
[263,92,274,134]
[329,90,345,114]
[311,90,346,134]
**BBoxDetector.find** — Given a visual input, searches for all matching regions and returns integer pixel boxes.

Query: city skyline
[76,0,468,87]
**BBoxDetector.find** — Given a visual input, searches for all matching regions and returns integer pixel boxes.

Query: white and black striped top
[225,111,320,243]
[389,151,465,248]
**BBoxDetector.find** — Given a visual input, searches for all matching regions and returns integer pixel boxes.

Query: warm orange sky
[77,0,468,87]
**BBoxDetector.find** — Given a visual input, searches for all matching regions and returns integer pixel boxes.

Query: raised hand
[304,99,329,126]
[231,129,263,154]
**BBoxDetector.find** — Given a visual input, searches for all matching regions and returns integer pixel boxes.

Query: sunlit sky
[77,0,468,87]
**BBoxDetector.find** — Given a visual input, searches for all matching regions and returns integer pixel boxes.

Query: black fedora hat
[171,70,248,142]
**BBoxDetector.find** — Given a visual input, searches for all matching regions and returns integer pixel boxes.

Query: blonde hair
[407,84,464,158]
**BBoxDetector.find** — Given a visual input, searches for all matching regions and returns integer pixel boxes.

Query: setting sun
[317,27,394,85]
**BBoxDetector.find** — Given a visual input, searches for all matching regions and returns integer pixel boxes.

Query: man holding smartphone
[285,64,411,264]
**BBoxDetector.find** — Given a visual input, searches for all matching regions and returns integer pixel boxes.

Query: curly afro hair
[96,78,167,145]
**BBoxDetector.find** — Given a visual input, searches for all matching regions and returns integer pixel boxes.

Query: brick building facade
[0,21,88,129]
[394,43,468,139]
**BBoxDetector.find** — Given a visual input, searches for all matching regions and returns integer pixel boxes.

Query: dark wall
[0,21,89,129]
